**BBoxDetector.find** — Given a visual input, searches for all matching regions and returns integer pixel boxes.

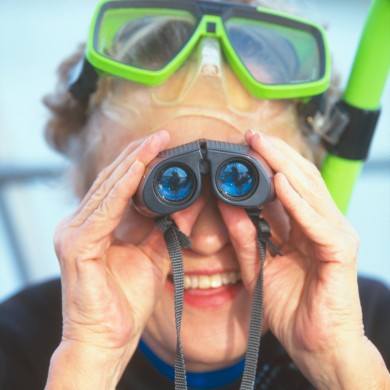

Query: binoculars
[134,139,275,217]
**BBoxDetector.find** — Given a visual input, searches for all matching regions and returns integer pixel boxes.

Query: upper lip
[173,246,239,274]
[168,269,240,279]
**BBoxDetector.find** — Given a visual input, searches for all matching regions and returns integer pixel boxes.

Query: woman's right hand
[46,131,171,389]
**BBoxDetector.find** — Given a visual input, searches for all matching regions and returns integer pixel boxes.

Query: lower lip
[166,280,243,308]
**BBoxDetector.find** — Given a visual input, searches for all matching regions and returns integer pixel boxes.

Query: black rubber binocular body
[134,139,275,217]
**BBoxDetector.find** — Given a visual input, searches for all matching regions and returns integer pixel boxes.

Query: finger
[275,173,359,265]
[248,132,344,224]
[106,229,171,321]
[56,131,170,275]
[246,130,315,174]
[56,159,146,266]
[139,227,171,272]
[261,200,290,246]
[217,201,261,292]
[74,137,146,213]
[80,159,146,245]
[75,130,170,214]
[72,131,170,224]
[250,133,324,189]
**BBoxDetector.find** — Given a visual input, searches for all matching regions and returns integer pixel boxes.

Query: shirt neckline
[138,338,245,389]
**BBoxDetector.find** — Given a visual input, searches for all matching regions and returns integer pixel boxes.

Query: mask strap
[155,211,282,390]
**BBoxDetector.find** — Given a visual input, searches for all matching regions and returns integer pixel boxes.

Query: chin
[181,328,249,372]
[144,281,251,372]
[181,297,250,370]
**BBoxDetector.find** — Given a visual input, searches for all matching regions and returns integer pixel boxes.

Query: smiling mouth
[167,272,242,290]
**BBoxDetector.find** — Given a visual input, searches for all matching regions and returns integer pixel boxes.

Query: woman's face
[83,58,305,371]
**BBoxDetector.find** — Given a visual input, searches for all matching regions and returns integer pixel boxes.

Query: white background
[0,0,389,302]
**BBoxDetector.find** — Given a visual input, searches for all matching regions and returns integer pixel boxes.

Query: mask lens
[217,160,256,199]
[155,165,195,203]
[225,17,322,85]
[96,8,197,71]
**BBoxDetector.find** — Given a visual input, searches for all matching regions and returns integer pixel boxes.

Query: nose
[172,180,230,256]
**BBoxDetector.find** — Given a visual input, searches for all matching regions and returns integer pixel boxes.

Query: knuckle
[53,216,85,262]
[53,218,73,257]
[336,221,360,249]
[54,230,74,261]
[334,227,360,262]
[95,179,112,198]
[306,177,322,195]
[348,227,360,250]
[96,199,113,220]
[305,159,321,178]
[304,168,329,200]
[96,166,111,183]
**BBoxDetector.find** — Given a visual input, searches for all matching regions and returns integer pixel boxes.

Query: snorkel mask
[67,0,335,166]
[69,0,331,102]
[68,0,332,138]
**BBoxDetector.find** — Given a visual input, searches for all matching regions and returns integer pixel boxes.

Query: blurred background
[0,0,389,302]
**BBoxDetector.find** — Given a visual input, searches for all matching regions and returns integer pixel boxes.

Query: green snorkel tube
[321,0,390,214]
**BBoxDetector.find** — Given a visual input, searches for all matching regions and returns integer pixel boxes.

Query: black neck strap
[155,216,191,389]
[154,210,282,390]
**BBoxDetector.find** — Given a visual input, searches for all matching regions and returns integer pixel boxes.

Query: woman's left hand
[218,131,389,389]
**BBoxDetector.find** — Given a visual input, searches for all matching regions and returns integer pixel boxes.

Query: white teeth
[182,272,241,290]
[190,275,198,289]
[184,277,191,289]
[199,275,211,289]
[210,274,222,288]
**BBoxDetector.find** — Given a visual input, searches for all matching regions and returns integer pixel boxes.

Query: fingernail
[258,133,273,145]
[154,129,169,138]
[140,134,154,147]
[246,129,254,137]
[144,133,160,148]
[147,130,169,146]
[252,132,262,143]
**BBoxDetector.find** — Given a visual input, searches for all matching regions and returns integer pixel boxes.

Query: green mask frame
[70,0,331,100]
[68,0,389,215]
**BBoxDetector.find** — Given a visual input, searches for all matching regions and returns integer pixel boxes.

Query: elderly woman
[0,0,389,389]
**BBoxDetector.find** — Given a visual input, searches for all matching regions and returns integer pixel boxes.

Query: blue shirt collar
[138,338,245,389]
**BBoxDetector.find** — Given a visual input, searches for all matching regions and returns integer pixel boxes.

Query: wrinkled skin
[46,82,389,389]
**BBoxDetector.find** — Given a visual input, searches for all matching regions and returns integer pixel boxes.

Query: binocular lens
[155,165,194,203]
[217,160,256,199]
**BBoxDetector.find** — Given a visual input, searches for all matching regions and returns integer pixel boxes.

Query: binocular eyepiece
[134,139,275,217]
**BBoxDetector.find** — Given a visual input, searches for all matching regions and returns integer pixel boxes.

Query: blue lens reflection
[156,166,194,202]
[218,161,255,198]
